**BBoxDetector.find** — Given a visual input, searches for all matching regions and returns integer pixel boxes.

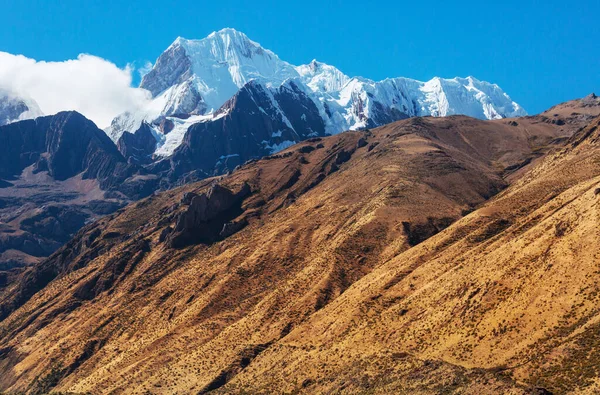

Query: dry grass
[0,105,597,394]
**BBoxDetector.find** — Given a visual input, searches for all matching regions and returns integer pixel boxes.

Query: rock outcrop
[167,183,251,247]
[117,122,157,165]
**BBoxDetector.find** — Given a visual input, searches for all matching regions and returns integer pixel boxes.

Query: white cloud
[138,60,154,79]
[0,52,152,128]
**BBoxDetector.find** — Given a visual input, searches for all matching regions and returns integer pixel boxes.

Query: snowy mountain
[296,60,351,93]
[141,29,299,111]
[0,88,43,126]
[107,28,526,173]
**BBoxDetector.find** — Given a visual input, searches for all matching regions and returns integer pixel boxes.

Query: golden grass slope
[221,116,600,394]
[0,104,596,394]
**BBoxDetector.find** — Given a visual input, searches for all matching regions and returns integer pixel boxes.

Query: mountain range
[2,27,600,394]
[0,28,532,269]
[106,28,526,171]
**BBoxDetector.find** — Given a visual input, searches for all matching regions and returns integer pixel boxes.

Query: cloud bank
[0,52,152,128]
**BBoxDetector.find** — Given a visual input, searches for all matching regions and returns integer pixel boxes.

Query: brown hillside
[541,93,600,119]
[0,103,597,393]
[221,115,600,394]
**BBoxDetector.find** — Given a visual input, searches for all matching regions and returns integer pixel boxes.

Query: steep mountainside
[0,106,592,393]
[106,28,526,178]
[222,114,600,394]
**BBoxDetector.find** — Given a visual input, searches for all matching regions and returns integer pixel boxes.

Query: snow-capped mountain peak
[0,88,43,126]
[140,28,299,115]
[109,29,527,158]
[296,60,350,93]
[419,75,526,120]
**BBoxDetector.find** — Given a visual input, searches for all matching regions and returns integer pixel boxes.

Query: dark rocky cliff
[117,121,157,165]
[0,112,157,273]
[162,80,327,181]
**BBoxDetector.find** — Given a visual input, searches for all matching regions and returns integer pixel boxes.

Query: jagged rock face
[273,80,326,136]
[366,98,412,128]
[167,183,251,247]
[0,112,133,188]
[117,122,157,165]
[581,92,599,106]
[158,118,174,134]
[46,114,130,186]
[166,81,322,179]
[140,43,193,98]
[0,118,46,178]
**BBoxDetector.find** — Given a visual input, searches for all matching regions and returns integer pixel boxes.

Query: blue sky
[2,0,599,114]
